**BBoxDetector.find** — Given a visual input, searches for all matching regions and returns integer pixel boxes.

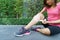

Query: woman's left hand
[42,19,48,24]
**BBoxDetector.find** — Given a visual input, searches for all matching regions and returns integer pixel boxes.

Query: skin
[24,0,60,35]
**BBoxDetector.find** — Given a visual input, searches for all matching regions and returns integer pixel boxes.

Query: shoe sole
[14,32,31,37]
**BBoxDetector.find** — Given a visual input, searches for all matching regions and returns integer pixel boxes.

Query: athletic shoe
[15,27,30,37]
[31,27,41,32]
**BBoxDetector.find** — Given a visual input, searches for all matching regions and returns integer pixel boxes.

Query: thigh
[47,26,60,35]
[40,28,51,35]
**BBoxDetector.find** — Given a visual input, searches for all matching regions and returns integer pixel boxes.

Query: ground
[0,25,60,40]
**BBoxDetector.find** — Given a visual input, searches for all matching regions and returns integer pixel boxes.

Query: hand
[42,19,48,24]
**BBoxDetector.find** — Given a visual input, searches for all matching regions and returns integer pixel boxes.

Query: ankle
[24,27,29,30]
[36,29,40,32]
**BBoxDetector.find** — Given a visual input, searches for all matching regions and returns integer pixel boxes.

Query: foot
[15,27,30,37]
[31,27,41,32]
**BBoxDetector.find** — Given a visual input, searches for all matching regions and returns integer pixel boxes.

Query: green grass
[0,12,47,25]
[0,17,43,25]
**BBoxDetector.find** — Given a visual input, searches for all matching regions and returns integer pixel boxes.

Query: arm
[33,7,47,22]
[38,7,47,20]
[38,7,46,14]
[46,20,60,24]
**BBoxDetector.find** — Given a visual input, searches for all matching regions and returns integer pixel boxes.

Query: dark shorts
[42,24,60,35]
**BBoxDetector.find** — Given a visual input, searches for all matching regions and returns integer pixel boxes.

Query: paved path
[0,25,60,40]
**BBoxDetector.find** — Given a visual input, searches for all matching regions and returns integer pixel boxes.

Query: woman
[15,0,60,36]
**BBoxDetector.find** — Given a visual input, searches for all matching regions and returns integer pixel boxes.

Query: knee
[39,13,44,20]
[33,15,40,22]
[40,29,51,35]
[33,14,44,22]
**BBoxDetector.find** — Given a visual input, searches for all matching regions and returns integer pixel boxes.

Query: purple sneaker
[31,27,41,32]
[15,27,30,37]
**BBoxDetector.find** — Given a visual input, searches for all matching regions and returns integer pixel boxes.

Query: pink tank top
[44,2,60,27]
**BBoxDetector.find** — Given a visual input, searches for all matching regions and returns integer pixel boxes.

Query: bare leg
[24,13,44,30]
[36,28,51,35]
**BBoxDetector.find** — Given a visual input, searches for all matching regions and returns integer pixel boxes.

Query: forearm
[38,7,46,14]
[47,20,60,24]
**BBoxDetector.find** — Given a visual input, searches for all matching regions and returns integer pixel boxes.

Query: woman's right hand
[41,19,47,24]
